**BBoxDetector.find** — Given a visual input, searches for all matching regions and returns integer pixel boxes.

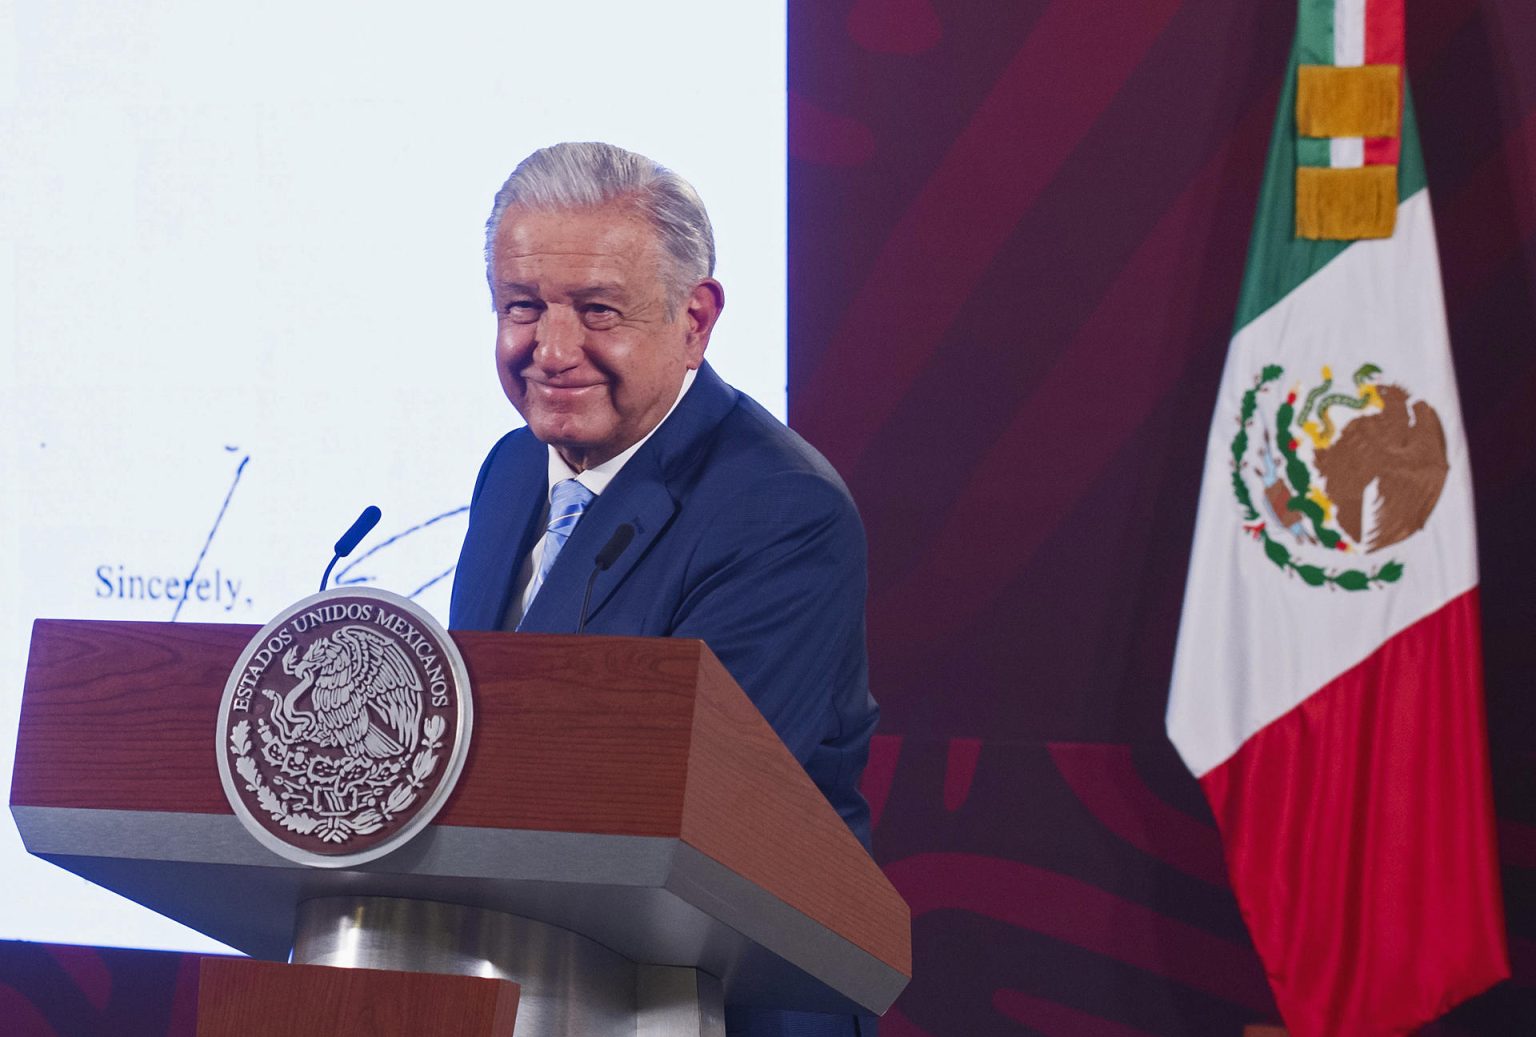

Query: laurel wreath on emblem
[228,712,446,845]
[1229,364,1405,591]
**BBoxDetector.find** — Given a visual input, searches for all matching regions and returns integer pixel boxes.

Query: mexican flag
[1165,1,1509,1034]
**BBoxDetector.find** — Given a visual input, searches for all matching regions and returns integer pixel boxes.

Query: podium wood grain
[682,648,910,974]
[196,957,519,1037]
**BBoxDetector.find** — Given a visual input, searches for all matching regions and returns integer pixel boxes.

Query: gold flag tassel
[1294,64,1401,240]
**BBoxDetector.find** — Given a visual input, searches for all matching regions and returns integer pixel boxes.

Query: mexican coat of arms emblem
[216,587,472,867]
[1230,362,1450,590]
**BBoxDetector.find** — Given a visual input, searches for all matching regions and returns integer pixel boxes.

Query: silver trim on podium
[293,896,723,1037]
[11,804,904,1013]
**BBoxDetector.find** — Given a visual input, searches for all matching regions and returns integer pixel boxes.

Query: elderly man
[449,142,880,1037]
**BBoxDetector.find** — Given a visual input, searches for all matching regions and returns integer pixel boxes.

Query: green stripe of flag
[1297,137,1332,167]
[1296,0,1335,66]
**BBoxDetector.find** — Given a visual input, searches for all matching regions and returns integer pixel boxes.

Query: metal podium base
[292,896,724,1037]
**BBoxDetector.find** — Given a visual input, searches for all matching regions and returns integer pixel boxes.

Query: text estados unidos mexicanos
[230,602,452,713]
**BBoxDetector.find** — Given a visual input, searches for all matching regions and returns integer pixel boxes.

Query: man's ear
[683,279,725,366]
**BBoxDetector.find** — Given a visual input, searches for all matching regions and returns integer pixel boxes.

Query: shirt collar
[545,366,699,498]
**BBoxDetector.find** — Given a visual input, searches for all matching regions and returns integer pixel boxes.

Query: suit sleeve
[467,435,506,507]
[449,434,510,629]
[668,468,872,766]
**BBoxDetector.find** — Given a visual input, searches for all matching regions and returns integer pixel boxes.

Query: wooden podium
[10,620,911,1036]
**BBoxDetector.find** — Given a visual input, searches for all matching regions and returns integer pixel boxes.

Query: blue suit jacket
[450,364,879,1037]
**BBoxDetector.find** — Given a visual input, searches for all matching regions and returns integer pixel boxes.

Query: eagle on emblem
[264,624,423,759]
[1313,384,1449,552]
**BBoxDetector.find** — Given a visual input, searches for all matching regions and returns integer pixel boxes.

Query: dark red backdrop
[5,2,1536,1035]
[787,1,1536,1034]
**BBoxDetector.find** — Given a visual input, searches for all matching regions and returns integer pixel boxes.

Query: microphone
[577,523,636,634]
[319,505,382,592]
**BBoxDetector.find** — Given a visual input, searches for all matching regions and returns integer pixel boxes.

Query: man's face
[489,201,722,472]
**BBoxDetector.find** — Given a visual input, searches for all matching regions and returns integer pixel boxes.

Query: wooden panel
[13,621,705,837]
[13,620,251,813]
[681,651,912,976]
[196,957,518,1037]
[437,631,697,834]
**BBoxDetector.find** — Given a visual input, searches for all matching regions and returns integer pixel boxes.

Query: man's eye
[503,301,542,323]
[581,305,621,328]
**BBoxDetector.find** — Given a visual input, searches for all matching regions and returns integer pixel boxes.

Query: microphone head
[594,523,636,571]
[334,505,382,557]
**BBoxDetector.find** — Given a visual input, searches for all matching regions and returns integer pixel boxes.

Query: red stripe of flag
[1365,0,1404,166]
[1200,590,1506,1037]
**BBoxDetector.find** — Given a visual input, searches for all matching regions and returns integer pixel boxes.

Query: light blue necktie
[525,478,595,609]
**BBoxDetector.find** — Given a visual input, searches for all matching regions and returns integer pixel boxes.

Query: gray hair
[485,142,716,311]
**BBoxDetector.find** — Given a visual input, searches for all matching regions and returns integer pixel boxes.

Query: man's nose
[529,307,583,371]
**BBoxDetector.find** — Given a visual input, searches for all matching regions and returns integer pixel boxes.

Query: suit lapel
[516,468,677,633]
[460,433,546,629]
[518,363,738,634]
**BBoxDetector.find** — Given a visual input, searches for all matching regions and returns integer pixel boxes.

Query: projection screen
[0,0,786,953]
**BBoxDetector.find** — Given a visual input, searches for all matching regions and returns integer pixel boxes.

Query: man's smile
[524,379,608,397]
